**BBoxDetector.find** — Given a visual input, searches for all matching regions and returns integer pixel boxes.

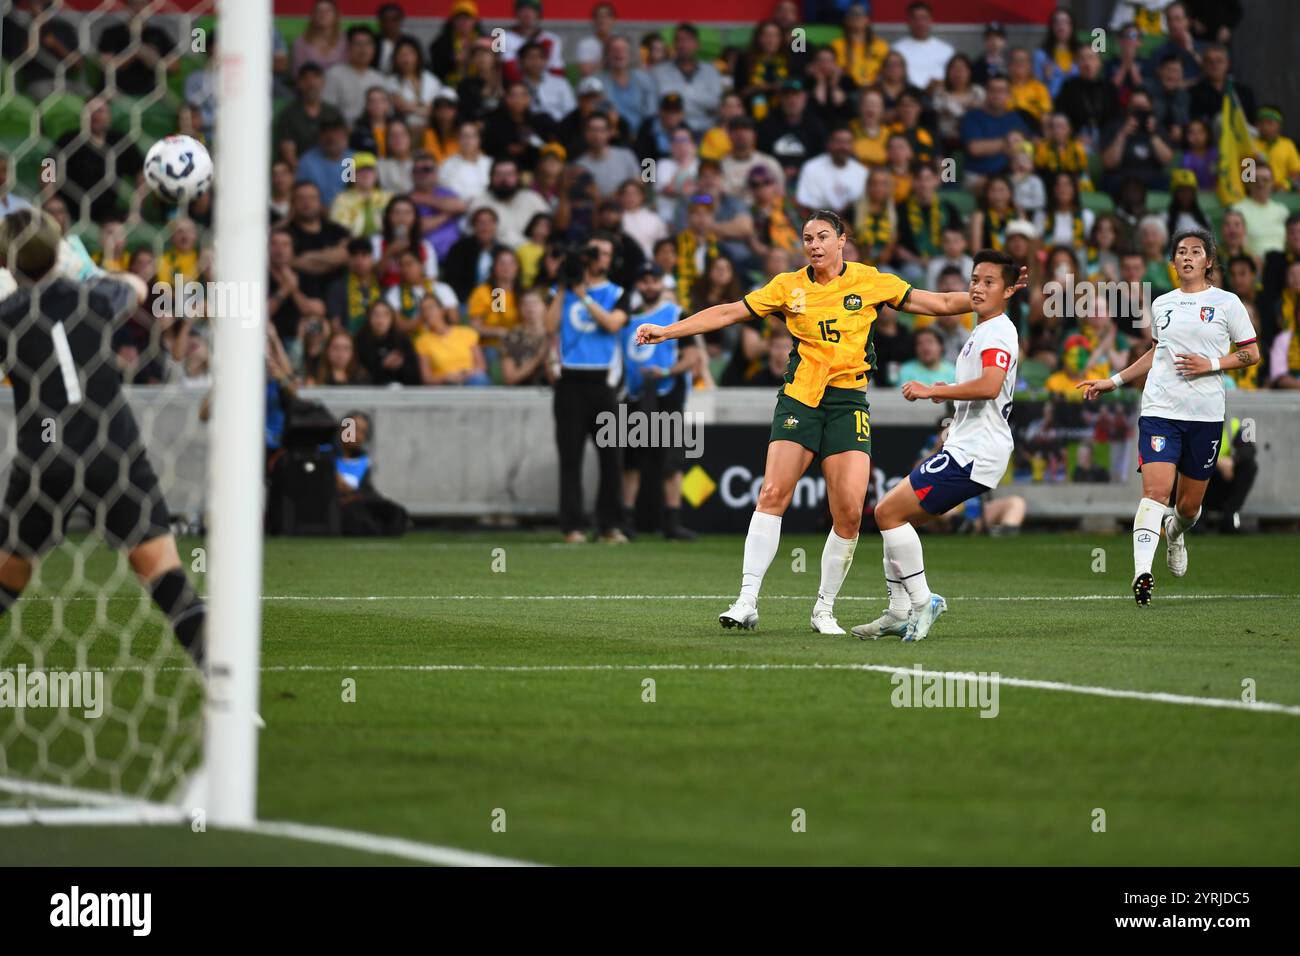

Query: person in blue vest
[620,264,700,542]
[544,231,632,543]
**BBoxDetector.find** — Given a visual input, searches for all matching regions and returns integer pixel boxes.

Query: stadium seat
[945,190,976,218]
[1017,358,1051,390]
[0,95,39,142]
[39,93,87,142]
[1081,191,1115,215]
[1146,191,1171,213]
[1277,191,1300,215]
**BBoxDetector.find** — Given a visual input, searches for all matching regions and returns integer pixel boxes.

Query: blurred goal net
[0,0,267,827]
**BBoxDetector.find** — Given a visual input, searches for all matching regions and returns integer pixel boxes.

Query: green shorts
[769,386,871,459]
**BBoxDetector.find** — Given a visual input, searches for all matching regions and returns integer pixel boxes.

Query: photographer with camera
[544,232,631,543]
[1100,89,1174,199]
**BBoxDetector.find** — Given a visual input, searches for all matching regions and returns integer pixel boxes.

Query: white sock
[813,530,858,614]
[1132,497,1165,578]
[880,523,931,610]
[1168,506,1200,541]
[883,556,910,619]
[738,511,782,605]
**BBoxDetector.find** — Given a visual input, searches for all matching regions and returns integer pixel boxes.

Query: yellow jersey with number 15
[742,261,912,407]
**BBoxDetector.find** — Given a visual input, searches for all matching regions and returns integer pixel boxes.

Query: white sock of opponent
[738,511,782,606]
[1167,506,1201,540]
[880,523,931,610]
[1132,497,1166,578]
[813,530,858,614]
[883,556,910,619]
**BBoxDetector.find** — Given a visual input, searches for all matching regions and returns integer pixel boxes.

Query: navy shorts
[1136,416,1223,481]
[909,451,991,516]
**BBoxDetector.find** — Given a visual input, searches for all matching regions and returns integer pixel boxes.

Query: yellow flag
[1218,82,1255,205]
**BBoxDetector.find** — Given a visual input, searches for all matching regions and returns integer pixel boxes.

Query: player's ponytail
[1170,226,1217,279]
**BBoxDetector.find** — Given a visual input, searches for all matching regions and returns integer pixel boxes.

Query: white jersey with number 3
[941,313,1018,488]
[1143,286,1257,423]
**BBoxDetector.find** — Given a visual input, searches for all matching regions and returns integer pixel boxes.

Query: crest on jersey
[1200,306,1216,323]
[843,294,862,311]
[1150,435,1167,452]
[783,415,799,429]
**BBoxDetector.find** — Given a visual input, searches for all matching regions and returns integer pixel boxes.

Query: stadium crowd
[2,0,1299,399]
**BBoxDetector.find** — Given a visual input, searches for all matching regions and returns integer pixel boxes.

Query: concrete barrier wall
[1,386,1297,520]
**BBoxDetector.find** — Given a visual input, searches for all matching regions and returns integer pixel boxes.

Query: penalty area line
[254,593,1291,602]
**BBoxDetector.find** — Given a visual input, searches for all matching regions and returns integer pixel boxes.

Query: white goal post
[0,0,269,829]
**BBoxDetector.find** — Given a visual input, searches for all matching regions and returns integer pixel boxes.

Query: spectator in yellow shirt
[94,219,131,273]
[467,247,522,351]
[1255,107,1300,192]
[329,152,392,237]
[1034,112,1091,185]
[155,217,203,290]
[1008,47,1051,121]
[414,296,488,385]
[850,88,889,168]
[831,3,889,87]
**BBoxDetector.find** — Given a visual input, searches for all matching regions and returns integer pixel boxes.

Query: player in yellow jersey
[635,209,1026,633]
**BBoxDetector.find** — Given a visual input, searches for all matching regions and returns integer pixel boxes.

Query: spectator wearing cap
[574,35,605,80]
[805,46,857,127]
[698,92,745,163]
[757,79,827,183]
[597,34,659,135]
[501,0,565,83]
[617,180,668,261]
[374,3,417,74]
[468,158,550,248]
[329,152,392,238]
[1256,107,1300,192]
[576,113,641,199]
[832,2,889,87]
[560,76,632,159]
[324,26,390,125]
[437,121,492,202]
[794,127,867,218]
[635,93,690,162]
[971,21,1008,87]
[296,118,355,208]
[519,40,576,123]
[650,24,725,135]
[719,115,783,202]
[430,0,484,85]
[425,90,462,163]
[292,0,347,76]
[958,74,1033,188]
[531,143,568,205]
[276,63,347,167]
[325,238,385,335]
[892,1,954,92]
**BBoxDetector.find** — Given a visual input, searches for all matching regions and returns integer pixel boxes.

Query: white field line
[0,778,543,866]
[88,661,1292,717]
[17,592,1294,603]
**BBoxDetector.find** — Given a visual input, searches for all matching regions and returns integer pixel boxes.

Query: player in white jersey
[1077,228,1260,606]
[852,251,1020,643]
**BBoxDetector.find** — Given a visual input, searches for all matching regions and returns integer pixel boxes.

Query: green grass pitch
[2,531,1298,865]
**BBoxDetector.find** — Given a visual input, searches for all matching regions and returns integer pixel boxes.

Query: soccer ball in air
[144,135,213,204]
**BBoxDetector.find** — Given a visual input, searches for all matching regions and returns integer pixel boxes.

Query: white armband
[1110,372,1124,388]
[1210,356,1221,372]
